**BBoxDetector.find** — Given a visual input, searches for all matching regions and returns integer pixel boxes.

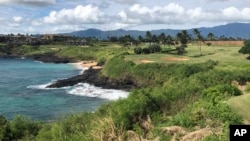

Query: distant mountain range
[67,23,250,39]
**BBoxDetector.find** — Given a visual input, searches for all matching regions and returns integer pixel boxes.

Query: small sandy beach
[70,61,102,71]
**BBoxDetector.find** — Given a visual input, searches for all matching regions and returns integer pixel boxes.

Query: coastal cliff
[46,67,138,90]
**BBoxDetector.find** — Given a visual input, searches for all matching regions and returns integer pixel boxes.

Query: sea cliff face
[46,68,138,91]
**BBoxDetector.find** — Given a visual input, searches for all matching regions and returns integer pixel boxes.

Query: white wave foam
[27,82,53,89]
[27,82,69,90]
[67,83,129,100]
[34,60,44,64]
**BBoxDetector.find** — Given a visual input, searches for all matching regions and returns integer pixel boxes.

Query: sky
[0,0,250,34]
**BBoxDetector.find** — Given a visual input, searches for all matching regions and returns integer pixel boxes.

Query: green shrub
[170,100,242,129]
[148,44,162,53]
[102,54,135,79]
[202,84,242,103]
[134,47,143,54]
[142,47,150,54]
[134,44,162,54]
[9,115,41,140]
[0,115,11,141]
[37,113,94,141]
[107,89,159,130]
[239,40,250,55]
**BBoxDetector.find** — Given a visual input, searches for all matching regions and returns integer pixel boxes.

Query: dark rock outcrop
[47,68,138,90]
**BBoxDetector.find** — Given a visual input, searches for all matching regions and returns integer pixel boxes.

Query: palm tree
[158,33,166,45]
[177,30,190,47]
[151,35,158,44]
[145,31,152,45]
[119,35,133,48]
[193,29,204,56]
[165,35,174,47]
[207,32,215,41]
[134,35,143,47]
[138,35,143,42]
[176,30,190,55]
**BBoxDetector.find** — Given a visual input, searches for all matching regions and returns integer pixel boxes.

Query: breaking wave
[67,83,129,100]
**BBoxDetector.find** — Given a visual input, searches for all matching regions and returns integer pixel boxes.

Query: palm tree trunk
[199,41,202,56]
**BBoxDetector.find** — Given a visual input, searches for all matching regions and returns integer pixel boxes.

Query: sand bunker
[162,57,189,61]
[140,59,155,63]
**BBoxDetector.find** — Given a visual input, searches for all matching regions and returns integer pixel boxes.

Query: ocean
[0,58,129,121]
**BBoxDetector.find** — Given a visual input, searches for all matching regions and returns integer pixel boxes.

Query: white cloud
[0,0,56,6]
[205,0,229,2]
[117,3,186,25]
[1,1,250,33]
[112,0,137,4]
[13,16,23,22]
[221,7,250,21]
[33,5,107,26]
[116,3,250,27]
[242,8,250,19]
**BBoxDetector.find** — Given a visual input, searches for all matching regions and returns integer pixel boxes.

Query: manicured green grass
[228,93,250,124]
[125,45,250,70]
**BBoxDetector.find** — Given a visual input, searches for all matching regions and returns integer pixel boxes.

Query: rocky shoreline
[46,67,138,91]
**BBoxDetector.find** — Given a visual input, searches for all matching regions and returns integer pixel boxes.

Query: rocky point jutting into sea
[46,67,138,90]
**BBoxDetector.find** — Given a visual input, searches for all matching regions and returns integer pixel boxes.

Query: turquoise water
[0,58,128,120]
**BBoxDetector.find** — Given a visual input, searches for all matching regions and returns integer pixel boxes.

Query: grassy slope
[228,93,250,124]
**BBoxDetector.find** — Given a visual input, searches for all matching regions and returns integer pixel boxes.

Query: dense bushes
[134,44,162,54]
[202,84,242,103]
[0,115,41,141]
[36,113,96,141]
[239,40,250,55]
[102,53,135,79]
[170,100,242,129]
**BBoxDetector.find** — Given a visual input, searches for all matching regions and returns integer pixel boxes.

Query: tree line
[108,29,211,55]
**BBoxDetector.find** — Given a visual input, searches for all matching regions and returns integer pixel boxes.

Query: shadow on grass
[190,52,215,58]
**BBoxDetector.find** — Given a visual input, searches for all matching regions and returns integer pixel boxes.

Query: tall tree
[145,31,152,45]
[176,30,190,55]
[151,35,158,44]
[119,35,133,48]
[165,35,175,47]
[138,35,143,42]
[193,28,204,56]
[207,32,215,41]
[158,33,166,45]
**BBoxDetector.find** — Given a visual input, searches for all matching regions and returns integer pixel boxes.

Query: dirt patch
[201,41,244,46]
[162,57,189,61]
[81,61,102,69]
[181,128,215,141]
[161,126,222,141]
[140,59,155,63]
[231,80,250,91]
